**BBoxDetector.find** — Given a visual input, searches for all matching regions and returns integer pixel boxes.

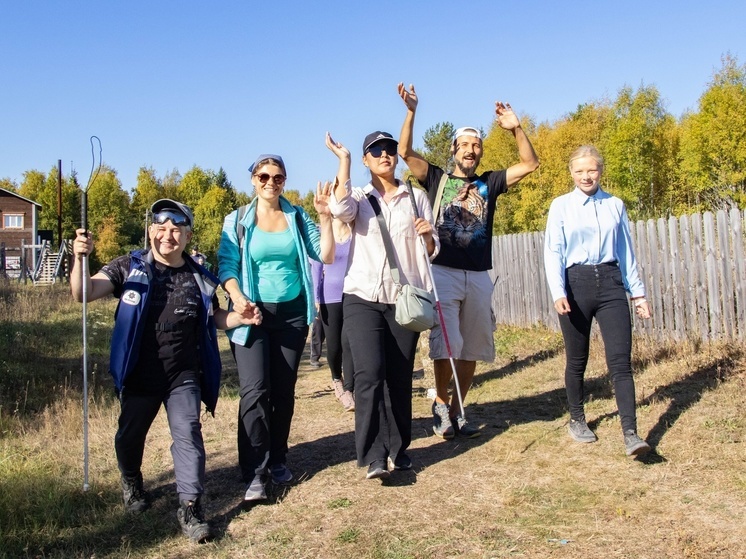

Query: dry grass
[1,282,745,558]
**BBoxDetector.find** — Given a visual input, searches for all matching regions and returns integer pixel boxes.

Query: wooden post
[57,159,63,250]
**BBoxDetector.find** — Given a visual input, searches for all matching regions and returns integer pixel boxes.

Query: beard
[455,155,479,176]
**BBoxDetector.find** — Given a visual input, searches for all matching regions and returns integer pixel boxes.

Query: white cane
[81,136,102,491]
[406,180,466,420]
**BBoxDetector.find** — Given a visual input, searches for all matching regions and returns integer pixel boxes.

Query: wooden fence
[489,209,746,342]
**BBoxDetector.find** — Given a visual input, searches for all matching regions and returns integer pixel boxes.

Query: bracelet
[634,297,647,307]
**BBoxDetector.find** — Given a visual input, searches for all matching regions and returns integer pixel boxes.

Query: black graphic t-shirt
[423,164,507,271]
[100,254,218,394]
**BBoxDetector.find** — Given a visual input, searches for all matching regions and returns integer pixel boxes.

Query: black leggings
[231,295,309,482]
[559,263,638,432]
[319,301,354,392]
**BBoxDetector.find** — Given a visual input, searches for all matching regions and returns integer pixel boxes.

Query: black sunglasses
[153,210,190,227]
[254,173,287,186]
[366,142,398,158]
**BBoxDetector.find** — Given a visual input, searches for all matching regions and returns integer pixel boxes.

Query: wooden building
[0,188,43,276]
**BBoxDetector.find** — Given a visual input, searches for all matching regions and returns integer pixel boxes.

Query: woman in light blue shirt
[544,145,653,457]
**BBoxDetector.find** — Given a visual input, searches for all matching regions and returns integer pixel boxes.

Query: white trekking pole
[406,180,466,420]
[80,136,102,491]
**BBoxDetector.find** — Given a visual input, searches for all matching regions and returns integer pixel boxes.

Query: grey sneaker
[432,402,455,439]
[269,463,293,485]
[177,497,212,543]
[624,430,651,457]
[243,475,267,501]
[452,414,481,438]
[121,473,150,514]
[568,419,597,443]
[366,460,390,480]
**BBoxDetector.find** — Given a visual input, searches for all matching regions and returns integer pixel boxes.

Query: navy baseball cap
[362,131,398,154]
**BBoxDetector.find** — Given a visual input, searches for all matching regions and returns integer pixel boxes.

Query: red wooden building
[0,187,43,277]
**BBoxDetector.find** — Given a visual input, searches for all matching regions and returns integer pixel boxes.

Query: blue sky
[1,1,744,198]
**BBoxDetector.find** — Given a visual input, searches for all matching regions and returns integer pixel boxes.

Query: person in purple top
[311,218,354,411]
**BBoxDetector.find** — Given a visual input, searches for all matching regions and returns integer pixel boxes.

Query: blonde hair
[568,145,604,173]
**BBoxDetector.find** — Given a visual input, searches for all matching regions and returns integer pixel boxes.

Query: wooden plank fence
[489,209,746,342]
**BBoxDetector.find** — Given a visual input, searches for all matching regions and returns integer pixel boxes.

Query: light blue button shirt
[543,187,645,302]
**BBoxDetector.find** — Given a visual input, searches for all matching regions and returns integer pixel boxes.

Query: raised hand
[397,82,418,112]
[495,101,520,130]
[314,180,334,216]
[325,132,350,160]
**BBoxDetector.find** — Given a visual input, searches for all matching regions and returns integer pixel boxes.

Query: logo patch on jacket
[122,290,141,306]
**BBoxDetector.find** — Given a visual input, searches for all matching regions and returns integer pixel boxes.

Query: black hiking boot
[177,497,212,543]
[121,473,150,514]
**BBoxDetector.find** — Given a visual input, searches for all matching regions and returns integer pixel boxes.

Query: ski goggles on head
[152,209,190,227]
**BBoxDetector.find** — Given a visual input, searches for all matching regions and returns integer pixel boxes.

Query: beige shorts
[428,265,496,362]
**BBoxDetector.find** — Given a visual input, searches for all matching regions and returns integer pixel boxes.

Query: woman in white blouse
[326,131,439,479]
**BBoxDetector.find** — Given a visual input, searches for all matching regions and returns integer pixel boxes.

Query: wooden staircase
[32,241,69,285]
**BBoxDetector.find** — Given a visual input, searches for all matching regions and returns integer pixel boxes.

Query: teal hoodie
[217,195,322,346]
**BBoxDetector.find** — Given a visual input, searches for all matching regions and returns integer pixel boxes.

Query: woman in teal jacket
[218,154,334,502]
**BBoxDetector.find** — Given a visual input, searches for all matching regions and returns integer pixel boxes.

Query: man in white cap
[71,199,260,543]
[397,83,539,439]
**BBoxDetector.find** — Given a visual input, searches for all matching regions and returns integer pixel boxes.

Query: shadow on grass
[473,347,562,384]
[9,348,744,554]
[588,347,743,464]
[2,473,194,558]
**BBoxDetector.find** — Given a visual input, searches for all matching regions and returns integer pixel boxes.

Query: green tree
[404,121,456,186]
[17,170,47,204]
[177,166,213,209]
[192,186,236,262]
[87,166,133,255]
[282,189,302,207]
[161,169,181,200]
[0,178,18,192]
[678,54,746,211]
[19,167,80,243]
[600,84,677,219]
[94,215,124,266]
[131,166,163,220]
[299,191,318,222]
[421,121,455,171]
[214,167,232,190]
[487,102,610,234]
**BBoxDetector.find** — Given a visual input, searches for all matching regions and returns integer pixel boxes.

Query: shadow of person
[590,349,741,464]
[473,347,562,385]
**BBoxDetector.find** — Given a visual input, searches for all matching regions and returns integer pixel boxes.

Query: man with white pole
[398,83,539,439]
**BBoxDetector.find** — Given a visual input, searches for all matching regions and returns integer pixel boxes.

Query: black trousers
[310,313,325,362]
[343,294,419,466]
[231,295,308,482]
[559,263,638,433]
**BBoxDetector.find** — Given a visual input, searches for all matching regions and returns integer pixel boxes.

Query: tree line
[2,55,744,267]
